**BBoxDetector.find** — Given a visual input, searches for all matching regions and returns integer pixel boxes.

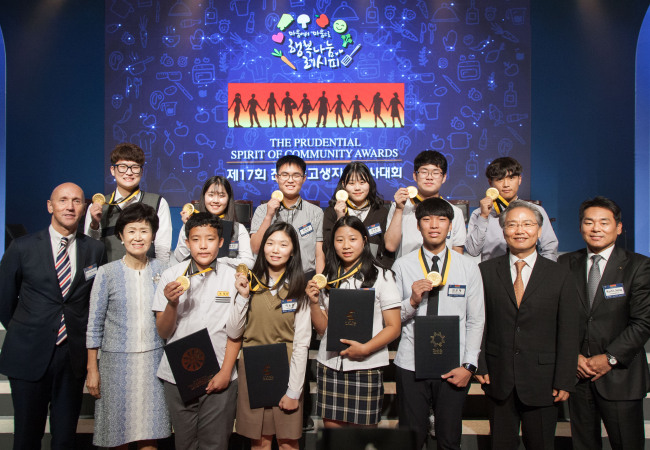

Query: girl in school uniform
[173,175,254,268]
[306,215,402,427]
[227,222,310,450]
[322,162,394,268]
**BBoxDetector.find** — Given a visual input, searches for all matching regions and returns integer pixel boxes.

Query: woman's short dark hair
[323,216,386,288]
[115,203,159,238]
[197,176,237,221]
[415,197,454,222]
[328,162,384,209]
[251,222,305,302]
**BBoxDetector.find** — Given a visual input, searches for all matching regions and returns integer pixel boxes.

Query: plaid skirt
[316,362,384,425]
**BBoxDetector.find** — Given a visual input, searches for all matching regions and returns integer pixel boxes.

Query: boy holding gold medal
[392,198,484,450]
[465,157,558,261]
[152,213,240,449]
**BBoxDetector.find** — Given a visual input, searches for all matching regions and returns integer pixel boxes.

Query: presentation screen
[105,0,531,206]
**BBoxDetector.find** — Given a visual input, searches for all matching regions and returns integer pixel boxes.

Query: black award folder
[326,288,374,352]
[217,220,234,258]
[414,316,460,379]
[243,343,290,409]
[164,328,220,403]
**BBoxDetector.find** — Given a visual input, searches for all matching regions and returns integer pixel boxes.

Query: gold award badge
[426,272,443,287]
[176,275,190,291]
[407,186,419,198]
[271,190,284,201]
[485,187,499,200]
[92,193,106,205]
[182,203,195,214]
[312,274,328,290]
[335,190,349,202]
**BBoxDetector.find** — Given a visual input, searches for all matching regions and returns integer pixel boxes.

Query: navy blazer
[0,229,106,380]
[478,254,579,407]
[558,246,650,401]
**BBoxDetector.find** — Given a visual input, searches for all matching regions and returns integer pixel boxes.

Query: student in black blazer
[558,196,650,450]
[476,200,579,450]
[0,183,106,450]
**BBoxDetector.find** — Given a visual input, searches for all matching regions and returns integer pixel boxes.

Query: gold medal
[312,274,328,290]
[92,193,106,205]
[176,275,190,291]
[236,263,249,275]
[271,190,284,201]
[485,188,499,200]
[407,186,419,198]
[182,203,195,215]
[335,190,349,202]
[427,272,443,287]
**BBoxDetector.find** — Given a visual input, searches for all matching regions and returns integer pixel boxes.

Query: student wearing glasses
[85,143,172,262]
[385,150,467,259]
[250,155,325,275]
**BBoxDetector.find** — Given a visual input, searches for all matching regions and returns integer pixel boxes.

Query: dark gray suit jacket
[478,254,579,407]
[0,229,106,380]
[558,246,650,400]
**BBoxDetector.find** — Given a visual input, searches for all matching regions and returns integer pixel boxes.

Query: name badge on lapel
[447,285,466,297]
[602,283,625,299]
[367,223,382,237]
[298,223,313,237]
[229,241,239,251]
[281,298,297,313]
[84,264,98,281]
[215,291,231,303]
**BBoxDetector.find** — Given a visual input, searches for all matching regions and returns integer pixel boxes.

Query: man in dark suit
[0,182,106,449]
[558,196,650,450]
[476,200,579,450]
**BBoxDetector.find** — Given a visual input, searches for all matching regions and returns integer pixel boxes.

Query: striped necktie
[55,237,71,345]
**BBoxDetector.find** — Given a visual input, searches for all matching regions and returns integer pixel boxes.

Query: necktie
[587,254,603,308]
[426,255,440,316]
[513,260,526,307]
[55,237,71,345]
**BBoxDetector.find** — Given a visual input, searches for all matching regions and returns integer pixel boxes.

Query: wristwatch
[462,363,477,374]
[606,353,618,366]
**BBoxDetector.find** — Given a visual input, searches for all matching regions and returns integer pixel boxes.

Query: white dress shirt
[393,246,485,371]
[586,244,615,279]
[509,251,538,290]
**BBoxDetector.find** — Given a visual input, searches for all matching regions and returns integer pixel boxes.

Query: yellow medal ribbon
[250,270,285,292]
[346,199,369,211]
[410,194,425,205]
[107,189,141,206]
[418,247,451,286]
[327,260,363,289]
[493,195,509,215]
[183,260,214,278]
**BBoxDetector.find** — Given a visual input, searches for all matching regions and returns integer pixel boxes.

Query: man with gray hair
[476,200,579,449]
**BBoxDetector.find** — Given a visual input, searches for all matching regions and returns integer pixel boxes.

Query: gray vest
[100,191,162,262]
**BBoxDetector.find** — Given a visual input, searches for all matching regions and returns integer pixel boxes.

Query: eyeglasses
[504,221,538,230]
[113,164,143,174]
[277,172,305,181]
[416,169,444,178]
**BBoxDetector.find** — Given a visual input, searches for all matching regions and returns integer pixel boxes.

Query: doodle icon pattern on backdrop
[105,0,531,206]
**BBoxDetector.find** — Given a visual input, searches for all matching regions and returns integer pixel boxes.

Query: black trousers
[395,366,469,450]
[570,378,645,450]
[9,342,85,450]
[488,388,559,450]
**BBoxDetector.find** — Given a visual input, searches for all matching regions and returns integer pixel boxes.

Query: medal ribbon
[410,194,425,205]
[418,247,451,286]
[250,270,285,292]
[108,189,141,206]
[183,260,214,278]
[346,199,369,211]
[493,195,509,215]
[327,260,363,289]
